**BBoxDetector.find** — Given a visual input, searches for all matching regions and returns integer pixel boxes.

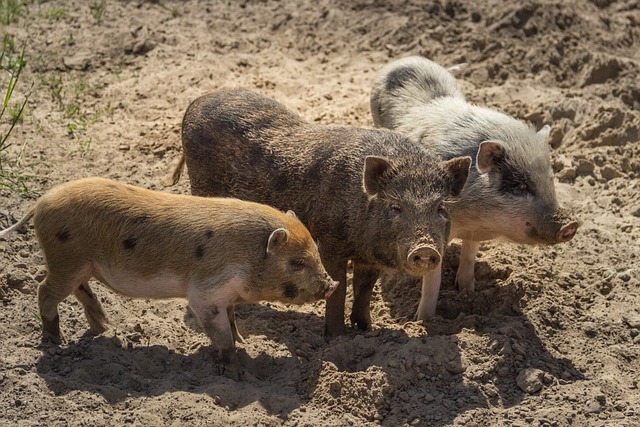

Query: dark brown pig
[0,177,338,360]
[172,89,471,336]
[370,56,580,320]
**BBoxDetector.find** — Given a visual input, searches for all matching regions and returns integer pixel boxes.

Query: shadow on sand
[35,244,583,424]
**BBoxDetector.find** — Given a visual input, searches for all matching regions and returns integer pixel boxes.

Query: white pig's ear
[476,141,505,174]
[440,156,471,197]
[363,156,393,196]
[447,63,466,75]
[267,228,290,254]
[537,125,551,141]
[285,210,297,218]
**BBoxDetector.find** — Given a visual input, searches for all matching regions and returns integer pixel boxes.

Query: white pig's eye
[517,182,530,194]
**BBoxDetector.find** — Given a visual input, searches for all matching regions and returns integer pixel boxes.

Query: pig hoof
[217,348,236,364]
[42,332,64,345]
[324,323,346,338]
[455,277,476,293]
[223,365,248,382]
[349,314,371,331]
[88,324,109,336]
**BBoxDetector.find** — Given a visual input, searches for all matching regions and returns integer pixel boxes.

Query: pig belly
[93,263,189,299]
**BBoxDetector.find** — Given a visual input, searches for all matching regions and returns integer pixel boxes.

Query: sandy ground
[1,0,639,426]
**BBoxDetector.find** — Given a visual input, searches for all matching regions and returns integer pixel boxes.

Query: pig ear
[285,210,297,218]
[447,63,466,75]
[537,125,551,141]
[440,156,471,197]
[476,141,505,174]
[267,228,289,254]
[363,156,393,196]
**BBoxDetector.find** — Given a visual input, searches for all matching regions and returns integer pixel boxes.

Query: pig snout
[525,209,580,245]
[556,221,579,243]
[406,246,441,275]
[324,279,339,299]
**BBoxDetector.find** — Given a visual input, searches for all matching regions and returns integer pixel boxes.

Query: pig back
[181,90,430,257]
[31,177,297,277]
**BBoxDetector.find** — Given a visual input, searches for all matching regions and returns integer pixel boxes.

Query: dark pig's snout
[556,221,579,243]
[406,246,441,275]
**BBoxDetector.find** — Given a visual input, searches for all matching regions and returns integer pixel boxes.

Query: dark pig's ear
[267,228,290,254]
[363,156,393,196]
[440,156,471,197]
[476,140,505,174]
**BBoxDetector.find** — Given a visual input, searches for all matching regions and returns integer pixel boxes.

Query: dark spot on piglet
[123,237,137,250]
[195,245,205,259]
[56,229,71,242]
[132,215,150,224]
[205,230,213,239]
[282,282,299,300]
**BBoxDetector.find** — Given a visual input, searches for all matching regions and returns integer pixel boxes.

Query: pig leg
[188,278,241,362]
[323,258,348,337]
[38,267,91,344]
[455,240,481,292]
[73,282,109,335]
[191,301,234,362]
[350,264,380,331]
[227,305,244,344]
[415,264,442,321]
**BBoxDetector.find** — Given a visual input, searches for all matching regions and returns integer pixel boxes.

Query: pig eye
[514,181,532,195]
[289,258,306,271]
[437,202,449,218]
[388,204,402,218]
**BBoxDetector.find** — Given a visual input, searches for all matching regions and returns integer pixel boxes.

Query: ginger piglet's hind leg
[38,265,93,344]
[37,277,73,344]
[73,282,109,335]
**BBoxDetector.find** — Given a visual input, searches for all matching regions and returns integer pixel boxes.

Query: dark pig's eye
[388,204,402,218]
[437,202,448,218]
[289,258,306,271]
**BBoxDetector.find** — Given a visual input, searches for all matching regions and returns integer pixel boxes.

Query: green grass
[0,33,33,194]
[45,7,69,21]
[89,0,106,24]
[39,70,102,157]
[1,34,30,167]
[0,0,23,25]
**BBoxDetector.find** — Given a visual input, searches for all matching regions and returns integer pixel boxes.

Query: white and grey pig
[370,56,579,320]
[0,177,338,360]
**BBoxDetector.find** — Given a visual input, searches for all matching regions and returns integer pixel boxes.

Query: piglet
[0,177,337,360]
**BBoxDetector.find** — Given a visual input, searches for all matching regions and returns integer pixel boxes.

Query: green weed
[31,310,43,325]
[0,0,23,25]
[45,7,69,21]
[39,71,101,157]
[0,168,34,194]
[89,0,106,24]
[7,101,23,122]
[158,2,181,18]
[1,33,31,170]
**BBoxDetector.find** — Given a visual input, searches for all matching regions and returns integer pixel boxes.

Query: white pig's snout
[556,221,579,243]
